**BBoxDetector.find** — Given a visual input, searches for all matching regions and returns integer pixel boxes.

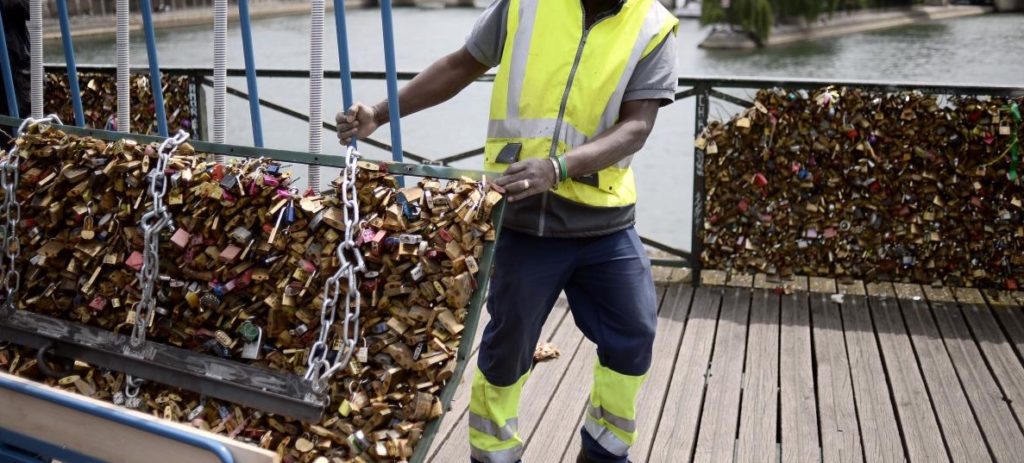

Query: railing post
[0,5,19,118]
[690,84,708,286]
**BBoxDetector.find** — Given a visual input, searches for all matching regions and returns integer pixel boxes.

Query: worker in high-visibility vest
[337,0,678,460]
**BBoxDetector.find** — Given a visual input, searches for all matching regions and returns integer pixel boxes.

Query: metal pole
[238,0,264,147]
[116,0,130,132]
[212,0,227,157]
[29,0,42,119]
[0,7,19,118]
[56,0,85,127]
[139,0,169,136]
[380,0,405,184]
[332,0,354,148]
[690,86,708,286]
[308,0,325,192]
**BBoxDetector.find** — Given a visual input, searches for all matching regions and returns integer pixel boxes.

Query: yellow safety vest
[484,0,678,237]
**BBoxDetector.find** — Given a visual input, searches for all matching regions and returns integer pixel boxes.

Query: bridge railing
[39,64,1024,284]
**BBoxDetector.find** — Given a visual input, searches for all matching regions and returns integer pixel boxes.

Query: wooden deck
[425,275,1024,462]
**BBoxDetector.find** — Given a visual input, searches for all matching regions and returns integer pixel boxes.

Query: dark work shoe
[576,451,632,463]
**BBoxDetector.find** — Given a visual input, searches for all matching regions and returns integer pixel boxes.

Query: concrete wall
[44,0,310,18]
[994,0,1024,11]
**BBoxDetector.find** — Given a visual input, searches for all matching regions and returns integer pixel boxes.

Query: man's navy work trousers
[469,226,658,463]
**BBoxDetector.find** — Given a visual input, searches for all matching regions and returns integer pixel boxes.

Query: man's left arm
[497,34,678,202]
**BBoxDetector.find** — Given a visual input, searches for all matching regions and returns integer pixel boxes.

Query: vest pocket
[484,138,515,171]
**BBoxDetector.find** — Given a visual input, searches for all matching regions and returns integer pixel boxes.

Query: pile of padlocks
[701,87,1024,289]
[0,123,502,461]
[45,72,194,134]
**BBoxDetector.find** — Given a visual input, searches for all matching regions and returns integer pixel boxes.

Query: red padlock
[88,295,107,312]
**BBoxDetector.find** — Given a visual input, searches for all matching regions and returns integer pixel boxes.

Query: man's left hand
[495,158,558,203]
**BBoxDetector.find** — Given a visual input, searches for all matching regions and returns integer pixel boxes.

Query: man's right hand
[336,102,379,145]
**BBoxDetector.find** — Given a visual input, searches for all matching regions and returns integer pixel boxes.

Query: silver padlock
[241,326,264,360]
[125,396,143,409]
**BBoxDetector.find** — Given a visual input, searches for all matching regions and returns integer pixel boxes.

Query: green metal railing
[40,64,1024,284]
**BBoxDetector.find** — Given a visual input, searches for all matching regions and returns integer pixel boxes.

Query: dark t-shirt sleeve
[623,33,679,106]
[465,0,510,68]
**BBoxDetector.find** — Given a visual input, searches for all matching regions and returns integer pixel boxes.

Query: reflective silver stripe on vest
[506,0,538,120]
[602,3,673,170]
[588,403,637,433]
[599,2,670,136]
[488,118,588,148]
[584,415,631,457]
[469,411,520,442]
[471,443,525,463]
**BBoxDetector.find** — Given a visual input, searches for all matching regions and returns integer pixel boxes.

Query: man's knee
[598,322,656,376]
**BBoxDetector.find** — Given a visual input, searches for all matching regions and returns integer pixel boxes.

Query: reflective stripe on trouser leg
[469,370,528,463]
[583,362,647,456]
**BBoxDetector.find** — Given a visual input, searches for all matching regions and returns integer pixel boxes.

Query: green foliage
[701,0,913,44]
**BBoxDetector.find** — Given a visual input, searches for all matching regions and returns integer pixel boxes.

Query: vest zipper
[538,8,614,236]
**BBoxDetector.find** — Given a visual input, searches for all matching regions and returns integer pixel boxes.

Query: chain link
[305,146,364,393]
[0,115,61,315]
[129,130,191,348]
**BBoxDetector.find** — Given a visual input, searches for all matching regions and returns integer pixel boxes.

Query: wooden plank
[754,273,772,289]
[951,289,1024,442]
[728,273,755,288]
[430,301,575,461]
[810,292,863,463]
[649,286,724,463]
[0,372,277,463]
[841,294,905,462]
[780,290,820,463]
[563,285,691,462]
[809,276,838,294]
[865,282,896,298]
[837,280,866,296]
[735,289,780,463]
[894,285,990,463]
[694,287,752,463]
[982,293,1024,362]
[701,270,728,286]
[865,292,949,463]
[894,283,927,301]
[522,341,597,462]
[790,276,809,292]
[928,287,1024,461]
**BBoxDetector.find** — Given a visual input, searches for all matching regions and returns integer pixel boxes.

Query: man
[337,0,678,461]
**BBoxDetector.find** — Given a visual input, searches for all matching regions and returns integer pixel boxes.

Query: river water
[45,10,1024,250]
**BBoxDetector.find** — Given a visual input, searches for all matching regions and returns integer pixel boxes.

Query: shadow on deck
[425,274,1024,462]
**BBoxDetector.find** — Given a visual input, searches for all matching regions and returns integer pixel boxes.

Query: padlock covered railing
[23,64,1024,288]
[0,114,504,431]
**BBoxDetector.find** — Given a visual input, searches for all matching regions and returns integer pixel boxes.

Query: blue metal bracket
[238,0,264,147]
[379,0,405,186]
[139,0,169,136]
[333,0,354,149]
[55,0,85,127]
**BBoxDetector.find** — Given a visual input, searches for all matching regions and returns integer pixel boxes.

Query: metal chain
[129,130,190,348]
[0,115,61,315]
[305,146,364,393]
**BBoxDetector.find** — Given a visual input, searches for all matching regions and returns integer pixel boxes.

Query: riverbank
[42,0,473,42]
[700,5,994,49]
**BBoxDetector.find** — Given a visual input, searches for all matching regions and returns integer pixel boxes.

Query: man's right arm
[336,47,490,144]
[337,0,508,144]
